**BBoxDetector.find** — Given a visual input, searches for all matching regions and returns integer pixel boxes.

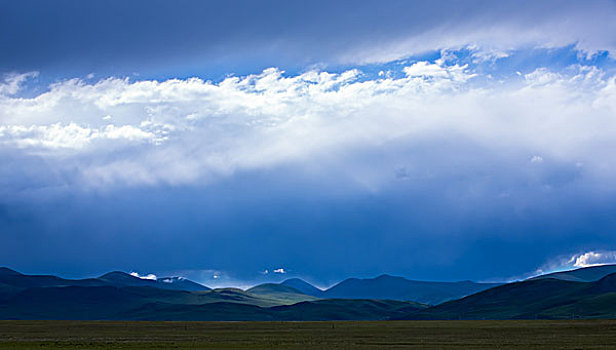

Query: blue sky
[1,0,616,288]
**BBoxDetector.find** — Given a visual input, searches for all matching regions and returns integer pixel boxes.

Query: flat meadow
[1,319,616,349]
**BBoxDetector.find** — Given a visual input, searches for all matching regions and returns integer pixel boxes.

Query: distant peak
[280,277,324,294]
[374,274,403,280]
[98,271,134,279]
[0,267,21,275]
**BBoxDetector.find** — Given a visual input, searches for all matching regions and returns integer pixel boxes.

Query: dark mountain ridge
[401,272,616,320]
[0,268,209,294]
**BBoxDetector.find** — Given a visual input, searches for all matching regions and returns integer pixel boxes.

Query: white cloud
[273,268,286,274]
[0,72,38,95]
[0,123,157,150]
[0,57,615,191]
[568,251,616,268]
[403,62,474,83]
[129,272,157,280]
[533,250,616,278]
[530,155,544,163]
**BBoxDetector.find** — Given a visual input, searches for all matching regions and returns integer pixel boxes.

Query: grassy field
[1,319,615,349]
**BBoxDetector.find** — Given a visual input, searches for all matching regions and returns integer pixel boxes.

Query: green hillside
[246,283,319,305]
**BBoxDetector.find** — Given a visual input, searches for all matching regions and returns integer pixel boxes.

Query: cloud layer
[569,251,616,268]
[1,51,615,195]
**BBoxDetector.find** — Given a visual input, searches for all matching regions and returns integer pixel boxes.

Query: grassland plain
[1,320,616,349]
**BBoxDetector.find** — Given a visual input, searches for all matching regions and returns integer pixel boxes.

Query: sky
[1,0,616,288]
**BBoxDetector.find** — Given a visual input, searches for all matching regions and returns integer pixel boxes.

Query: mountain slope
[323,274,501,305]
[402,273,616,320]
[0,268,210,292]
[98,271,210,291]
[156,276,209,291]
[280,278,324,297]
[246,283,319,305]
[530,264,616,282]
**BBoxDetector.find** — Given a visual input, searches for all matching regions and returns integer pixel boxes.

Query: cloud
[129,272,157,280]
[402,61,474,82]
[568,251,616,268]
[0,72,38,95]
[0,123,157,150]
[273,268,286,274]
[530,156,544,163]
[160,277,185,283]
[533,250,616,278]
[0,51,615,193]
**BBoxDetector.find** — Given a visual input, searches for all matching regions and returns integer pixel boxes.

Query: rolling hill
[322,274,501,304]
[246,283,318,305]
[0,284,320,320]
[401,272,616,320]
[120,299,427,321]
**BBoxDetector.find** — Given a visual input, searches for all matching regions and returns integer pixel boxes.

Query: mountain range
[0,267,210,292]
[2,265,616,320]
